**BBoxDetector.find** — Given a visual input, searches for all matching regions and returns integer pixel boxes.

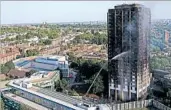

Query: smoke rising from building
[108,4,151,101]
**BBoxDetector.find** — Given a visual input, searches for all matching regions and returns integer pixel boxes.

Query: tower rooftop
[115,3,145,9]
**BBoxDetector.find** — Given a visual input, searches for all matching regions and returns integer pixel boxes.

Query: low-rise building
[13,55,70,78]
[29,71,60,89]
[39,46,60,55]
[27,36,39,43]
[0,47,20,64]
[1,76,96,110]
[7,69,27,79]
[66,44,107,60]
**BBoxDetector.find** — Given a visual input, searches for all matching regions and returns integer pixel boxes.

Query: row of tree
[73,32,107,45]
[25,49,39,57]
[1,27,28,34]
[68,53,108,95]
[1,27,60,43]
[54,79,79,96]
[39,39,52,45]
[150,56,171,70]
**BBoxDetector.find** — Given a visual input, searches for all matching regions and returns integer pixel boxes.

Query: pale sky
[1,1,171,24]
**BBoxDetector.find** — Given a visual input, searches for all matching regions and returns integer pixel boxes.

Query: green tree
[70,62,78,68]
[43,39,52,45]
[153,46,161,52]
[68,89,79,96]
[150,56,171,70]
[167,90,171,107]
[1,61,15,74]
[1,66,10,74]
[74,32,107,45]
[55,79,68,92]
[25,49,39,57]
[88,74,104,94]
[26,70,37,78]
[16,35,22,40]
[5,61,15,70]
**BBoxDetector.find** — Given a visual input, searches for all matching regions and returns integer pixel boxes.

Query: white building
[27,36,39,43]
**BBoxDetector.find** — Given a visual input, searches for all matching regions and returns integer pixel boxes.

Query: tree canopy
[25,49,39,57]
[73,32,107,45]
[1,65,10,74]
[55,79,68,92]
[5,61,15,70]
[88,74,104,94]
[0,61,15,74]
[150,56,171,70]
[26,70,38,78]
[41,39,52,45]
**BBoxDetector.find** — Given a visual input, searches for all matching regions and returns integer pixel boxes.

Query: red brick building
[0,47,20,64]
[164,30,170,44]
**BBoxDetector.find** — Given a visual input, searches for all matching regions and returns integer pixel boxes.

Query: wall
[153,100,171,110]
[13,89,75,110]
[109,99,171,110]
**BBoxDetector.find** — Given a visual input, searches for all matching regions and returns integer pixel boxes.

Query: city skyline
[1,1,171,24]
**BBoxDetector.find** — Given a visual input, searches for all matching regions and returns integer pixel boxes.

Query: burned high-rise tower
[107,4,151,101]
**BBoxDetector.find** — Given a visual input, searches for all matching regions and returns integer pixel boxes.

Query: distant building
[108,4,151,101]
[41,36,48,40]
[27,36,39,43]
[164,30,170,44]
[39,46,60,55]
[0,47,20,64]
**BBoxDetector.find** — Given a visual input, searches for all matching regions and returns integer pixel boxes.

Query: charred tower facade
[108,4,151,101]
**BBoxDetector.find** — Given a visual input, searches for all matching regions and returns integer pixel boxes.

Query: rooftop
[29,71,58,83]
[8,80,92,110]
[3,92,49,110]
[7,69,27,78]
[115,3,145,9]
[0,50,20,58]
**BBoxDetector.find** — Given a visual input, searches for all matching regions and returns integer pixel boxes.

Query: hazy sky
[1,1,171,24]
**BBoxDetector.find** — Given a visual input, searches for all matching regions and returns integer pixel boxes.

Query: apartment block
[107,4,151,101]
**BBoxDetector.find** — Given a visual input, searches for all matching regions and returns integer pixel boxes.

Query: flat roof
[30,71,58,83]
[115,3,145,9]
[3,93,49,110]
[9,81,86,110]
[38,88,83,105]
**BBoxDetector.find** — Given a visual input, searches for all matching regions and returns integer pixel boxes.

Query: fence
[109,99,171,110]
[153,100,171,110]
